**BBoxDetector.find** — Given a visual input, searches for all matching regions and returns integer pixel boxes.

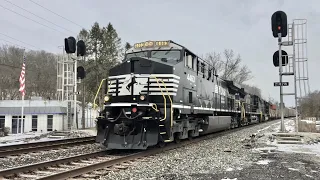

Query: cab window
[184,50,195,70]
[125,51,148,61]
[151,50,181,64]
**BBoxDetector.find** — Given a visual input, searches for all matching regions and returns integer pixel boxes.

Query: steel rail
[0,136,96,157]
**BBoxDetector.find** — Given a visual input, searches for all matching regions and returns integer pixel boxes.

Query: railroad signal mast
[271,11,306,133]
[271,11,289,132]
[64,37,86,130]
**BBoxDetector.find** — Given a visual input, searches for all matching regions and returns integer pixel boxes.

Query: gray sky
[0,0,318,106]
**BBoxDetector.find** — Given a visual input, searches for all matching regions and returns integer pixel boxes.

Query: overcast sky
[0,0,318,106]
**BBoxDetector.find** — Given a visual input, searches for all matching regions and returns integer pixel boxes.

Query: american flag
[19,55,26,96]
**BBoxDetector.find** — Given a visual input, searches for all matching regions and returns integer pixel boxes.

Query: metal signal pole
[278,32,285,132]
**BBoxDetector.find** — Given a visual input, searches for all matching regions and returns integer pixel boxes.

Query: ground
[100,119,320,180]
[0,128,97,146]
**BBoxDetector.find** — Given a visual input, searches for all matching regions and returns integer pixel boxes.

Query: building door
[12,118,17,134]
[12,116,25,134]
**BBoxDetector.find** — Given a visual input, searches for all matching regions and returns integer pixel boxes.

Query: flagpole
[19,50,26,134]
[21,50,25,134]
[21,94,24,134]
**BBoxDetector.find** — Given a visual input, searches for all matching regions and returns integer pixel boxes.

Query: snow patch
[225,168,234,171]
[276,143,320,156]
[221,178,237,180]
[288,167,300,171]
[256,159,273,165]
[301,120,315,124]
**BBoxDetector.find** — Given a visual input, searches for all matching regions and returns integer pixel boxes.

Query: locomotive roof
[127,40,206,61]
[127,40,267,99]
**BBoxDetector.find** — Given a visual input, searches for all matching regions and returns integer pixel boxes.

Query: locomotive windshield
[151,50,180,64]
[125,51,148,60]
[125,49,181,65]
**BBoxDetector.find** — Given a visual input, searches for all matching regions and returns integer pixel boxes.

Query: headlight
[140,95,145,101]
[104,96,110,102]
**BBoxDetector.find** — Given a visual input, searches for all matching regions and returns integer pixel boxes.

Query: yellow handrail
[93,78,107,109]
[160,79,173,128]
[150,76,167,121]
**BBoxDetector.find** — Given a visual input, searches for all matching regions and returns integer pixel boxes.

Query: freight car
[95,40,294,150]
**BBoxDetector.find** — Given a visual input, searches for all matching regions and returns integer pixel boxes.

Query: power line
[0,32,39,50]
[0,38,30,50]
[0,3,68,35]
[3,0,77,35]
[28,0,86,30]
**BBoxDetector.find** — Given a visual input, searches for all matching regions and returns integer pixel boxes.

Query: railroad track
[0,119,280,180]
[0,136,96,157]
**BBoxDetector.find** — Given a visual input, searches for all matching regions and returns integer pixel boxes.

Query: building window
[47,115,53,131]
[0,116,5,129]
[32,115,38,132]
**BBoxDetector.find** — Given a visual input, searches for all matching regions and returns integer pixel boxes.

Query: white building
[0,98,98,134]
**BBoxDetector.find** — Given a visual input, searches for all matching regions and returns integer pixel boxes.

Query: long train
[95,40,295,149]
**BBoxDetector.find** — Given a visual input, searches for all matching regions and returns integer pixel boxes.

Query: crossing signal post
[64,37,86,130]
[271,11,288,132]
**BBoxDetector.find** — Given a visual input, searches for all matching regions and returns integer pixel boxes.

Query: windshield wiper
[164,47,173,55]
[152,47,162,55]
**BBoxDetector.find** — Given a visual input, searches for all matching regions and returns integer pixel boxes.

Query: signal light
[271,11,287,38]
[77,66,86,79]
[132,107,137,113]
[64,36,76,54]
[273,50,288,67]
[77,40,86,57]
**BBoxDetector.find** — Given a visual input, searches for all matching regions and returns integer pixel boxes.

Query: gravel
[0,143,106,170]
[98,120,284,180]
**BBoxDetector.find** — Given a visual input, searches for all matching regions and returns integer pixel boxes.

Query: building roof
[0,100,68,107]
[0,107,68,115]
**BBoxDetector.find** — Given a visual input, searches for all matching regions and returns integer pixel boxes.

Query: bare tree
[0,45,58,100]
[204,49,252,84]
[300,90,320,118]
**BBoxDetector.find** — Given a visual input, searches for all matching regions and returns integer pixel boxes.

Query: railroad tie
[81,173,99,178]
[113,165,128,169]
[18,174,40,179]
[105,167,120,172]
[91,170,107,175]
[46,167,63,171]
[71,162,88,166]
[58,164,73,168]
[33,170,53,175]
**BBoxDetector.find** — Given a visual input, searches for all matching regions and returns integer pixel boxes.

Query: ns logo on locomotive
[95,40,295,150]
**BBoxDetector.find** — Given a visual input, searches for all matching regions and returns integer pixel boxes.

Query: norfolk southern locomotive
[96,40,295,149]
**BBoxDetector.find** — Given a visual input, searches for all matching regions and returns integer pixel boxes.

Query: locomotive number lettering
[187,74,195,83]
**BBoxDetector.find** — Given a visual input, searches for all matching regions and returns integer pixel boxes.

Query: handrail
[150,76,167,121]
[160,79,173,128]
[93,78,107,109]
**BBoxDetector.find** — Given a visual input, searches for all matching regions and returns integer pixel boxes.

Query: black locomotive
[95,40,295,149]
